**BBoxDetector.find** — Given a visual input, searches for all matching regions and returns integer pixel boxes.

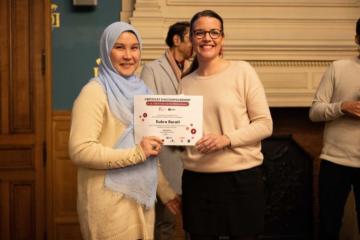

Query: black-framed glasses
[192,29,223,39]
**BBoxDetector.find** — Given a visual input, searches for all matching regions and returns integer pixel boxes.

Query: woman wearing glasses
[179,10,273,240]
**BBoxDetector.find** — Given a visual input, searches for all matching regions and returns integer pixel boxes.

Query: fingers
[145,136,163,145]
[195,134,230,154]
[165,197,182,215]
[166,203,178,215]
[148,136,163,152]
[195,135,209,146]
[196,137,216,153]
[341,101,360,118]
[140,136,164,158]
[354,102,360,117]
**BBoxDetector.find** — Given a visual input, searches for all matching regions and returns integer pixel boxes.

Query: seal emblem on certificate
[134,95,203,146]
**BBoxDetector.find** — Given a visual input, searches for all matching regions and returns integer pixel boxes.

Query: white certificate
[134,95,203,146]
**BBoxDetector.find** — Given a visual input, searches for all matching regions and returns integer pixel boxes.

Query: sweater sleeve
[68,82,147,170]
[309,63,344,122]
[225,63,273,147]
[156,161,177,204]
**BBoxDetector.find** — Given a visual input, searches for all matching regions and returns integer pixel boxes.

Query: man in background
[140,21,193,240]
[309,18,360,240]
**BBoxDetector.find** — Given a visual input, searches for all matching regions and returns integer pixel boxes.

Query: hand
[140,136,163,158]
[165,195,181,215]
[341,101,360,118]
[195,133,231,154]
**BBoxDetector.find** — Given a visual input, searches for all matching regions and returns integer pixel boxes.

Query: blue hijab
[96,22,157,209]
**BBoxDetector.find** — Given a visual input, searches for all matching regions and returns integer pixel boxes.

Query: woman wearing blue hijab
[69,22,179,240]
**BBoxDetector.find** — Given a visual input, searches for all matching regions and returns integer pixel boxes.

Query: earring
[219,46,223,57]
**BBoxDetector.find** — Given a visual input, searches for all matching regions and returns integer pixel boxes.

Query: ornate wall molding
[248,60,331,68]
[166,0,360,7]
[121,0,359,106]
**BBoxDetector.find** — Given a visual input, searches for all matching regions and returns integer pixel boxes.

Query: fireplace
[260,107,324,240]
[261,135,313,240]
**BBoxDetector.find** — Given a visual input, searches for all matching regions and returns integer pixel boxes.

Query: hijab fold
[96,21,157,209]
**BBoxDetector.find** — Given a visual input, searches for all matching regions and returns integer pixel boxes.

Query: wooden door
[0,0,49,239]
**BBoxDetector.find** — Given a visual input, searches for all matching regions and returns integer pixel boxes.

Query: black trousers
[319,160,360,240]
[182,166,264,236]
[188,234,257,240]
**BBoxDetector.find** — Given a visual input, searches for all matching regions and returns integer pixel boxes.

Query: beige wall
[122,0,359,107]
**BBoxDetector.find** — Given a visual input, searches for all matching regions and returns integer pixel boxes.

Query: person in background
[179,9,273,240]
[68,21,180,240]
[140,21,193,240]
[309,18,360,240]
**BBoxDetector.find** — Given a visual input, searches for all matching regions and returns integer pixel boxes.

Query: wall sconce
[93,58,101,77]
[51,3,60,28]
[73,0,97,6]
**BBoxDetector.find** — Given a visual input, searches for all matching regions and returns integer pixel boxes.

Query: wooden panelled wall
[50,112,82,240]
[0,0,49,239]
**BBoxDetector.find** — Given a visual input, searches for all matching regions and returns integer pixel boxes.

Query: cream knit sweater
[180,61,273,172]
[309,57,360,168]
[69,80,176,240]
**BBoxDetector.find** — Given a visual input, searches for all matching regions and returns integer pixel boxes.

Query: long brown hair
[186,10,224,75]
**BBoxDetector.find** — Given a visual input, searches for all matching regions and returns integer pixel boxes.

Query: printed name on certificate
[134,95,203,146]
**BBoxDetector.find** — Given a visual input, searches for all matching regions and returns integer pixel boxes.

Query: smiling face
[110,31,141,77]
[191,16,224,62]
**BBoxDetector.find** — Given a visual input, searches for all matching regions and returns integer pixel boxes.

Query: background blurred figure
[140,21,193,240]
[309,18,360,240]
[180,10,272,240]
[69,21,179,240]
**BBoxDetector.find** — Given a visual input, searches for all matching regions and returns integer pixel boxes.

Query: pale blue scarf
[96,22,157,209]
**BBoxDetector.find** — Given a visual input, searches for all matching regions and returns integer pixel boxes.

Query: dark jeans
[319,160,360,240]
